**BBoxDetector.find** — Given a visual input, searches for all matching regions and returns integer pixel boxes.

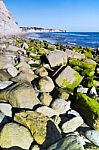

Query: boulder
[51,99,71,114]
[0,123,33,149]
[7,65,19,77]
[38,76,55,92]
[73,93,99,130]
[69,58,96,77]
[0,55,15,69]
[55,66,82,92]
[40,92,52,106]
[85,130,99,147]
[47,134,84,150]
[0,83,40,109]
[11,72,34,83]
[65,49,85,59]
[46,50,67,68]
[36,106,59,117]
[62,116,84,133]
[14,111,62,148]
[35,67,48,77]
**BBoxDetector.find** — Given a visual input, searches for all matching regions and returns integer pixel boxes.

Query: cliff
[0,0,20,36]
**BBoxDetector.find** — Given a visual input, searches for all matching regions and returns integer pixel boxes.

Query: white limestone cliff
[0,0,20,36]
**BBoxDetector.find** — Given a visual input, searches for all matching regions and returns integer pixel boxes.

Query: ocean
[25,32,99,49]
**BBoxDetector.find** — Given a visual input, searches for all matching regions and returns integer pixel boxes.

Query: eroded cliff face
[0,0,20,36]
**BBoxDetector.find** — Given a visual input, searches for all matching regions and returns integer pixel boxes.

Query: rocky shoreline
[0,36,99,150]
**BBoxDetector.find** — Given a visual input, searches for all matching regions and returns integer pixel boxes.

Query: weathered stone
[47,134,84,150]
[16,61,34,74]
[0,83,40,109]
[14,111,62,148]
[0,81,13,89]
[0,123,33,149]
[57,88,70,100]
[38,76,55,92]
[40,93,52,106]
[7,65,19,77]
[51,99,71,114]
[69,58,96,77]
[85,130,99,147]
[46,50,67,68]
[0,103,12,117]
[0,69,11,81]
[65,49,85,59]
[36,106,59,117]
[0,55,15,69]
[73,93,99,130]
[55,66,82,92]
[62,116,84,133]
[11,72,34,83]
[35,67,48,77]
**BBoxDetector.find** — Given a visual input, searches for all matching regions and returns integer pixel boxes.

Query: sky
[4,0,99,32]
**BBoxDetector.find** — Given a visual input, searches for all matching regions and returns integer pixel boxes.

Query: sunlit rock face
[0,0,20,36]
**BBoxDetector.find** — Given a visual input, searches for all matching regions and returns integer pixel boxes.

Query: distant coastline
[20,26,66,33]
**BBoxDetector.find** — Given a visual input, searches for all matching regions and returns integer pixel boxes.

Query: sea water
[25,32,99,48]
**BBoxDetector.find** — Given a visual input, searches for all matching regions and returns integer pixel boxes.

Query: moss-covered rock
[73,93,99,130]
[69,58,96,77]
[14,111,61,148]
[55,66,83,92]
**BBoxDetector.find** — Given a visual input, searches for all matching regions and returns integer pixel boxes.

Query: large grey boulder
[46,50,67,68]
[65,49,85,59]
[47,134,84,150]
[0,123,33,149]
[0,83,40,109]
[55,66,83,92]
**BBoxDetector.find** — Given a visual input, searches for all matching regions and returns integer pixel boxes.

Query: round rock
[38,76,55,92]
[0,123,33,149]
[51,99,71,114]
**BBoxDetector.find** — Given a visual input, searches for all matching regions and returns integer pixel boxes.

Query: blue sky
[4,0,99,32]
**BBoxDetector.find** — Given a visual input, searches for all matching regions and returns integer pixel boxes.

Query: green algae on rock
[55,66,83,92]
[73,93,99,130]
[14,111,61,148]
[69,58,96,77]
